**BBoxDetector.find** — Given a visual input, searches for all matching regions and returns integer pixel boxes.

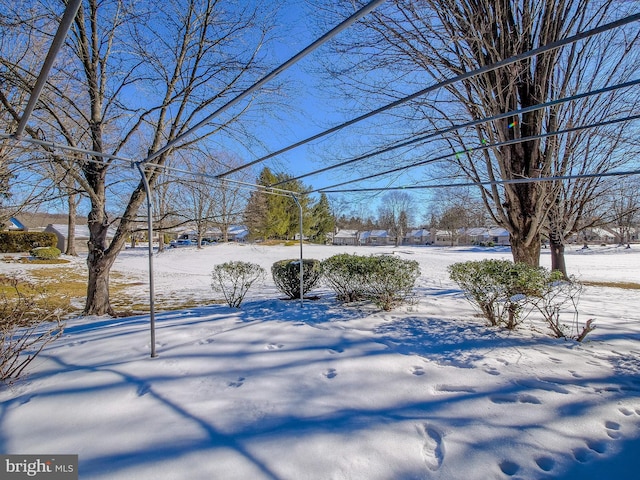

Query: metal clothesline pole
[291,194,305,308]
[135,162,158,358]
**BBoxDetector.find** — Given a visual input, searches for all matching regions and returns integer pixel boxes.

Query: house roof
[408,229,430,237]
[228,225,249,238]
[45,224,111,239]
[334,229,358,238]
[9,213,87,230]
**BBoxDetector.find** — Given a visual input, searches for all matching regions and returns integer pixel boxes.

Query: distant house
[44,224,106,253]
[360,230,394,246]
[173,225,248,243]
[4,213,85,233]
[463,227,510,246]
[5,217,27,231]
[404,229,432,245]
[333,229,359,246]
[434,230,458,246]
[227,225,249,242]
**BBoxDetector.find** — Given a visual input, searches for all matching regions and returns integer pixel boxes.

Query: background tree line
[1,0,639,321]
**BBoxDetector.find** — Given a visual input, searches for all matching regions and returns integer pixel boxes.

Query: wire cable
[276,78,640,187]
[217,12,640,179]
[308,113,640,193]
[143,0,388,165]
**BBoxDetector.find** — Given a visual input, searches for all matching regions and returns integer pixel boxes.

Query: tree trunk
[85,249,116,316]
[510,233,541,267]
[550,239,567,279]
[65,194,78,256]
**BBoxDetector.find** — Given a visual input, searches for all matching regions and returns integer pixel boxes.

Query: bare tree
[608,177,640,247]
[324,0,639,269]
[377,191,413,246]
[1,0,280,315]
[209,152,251,243]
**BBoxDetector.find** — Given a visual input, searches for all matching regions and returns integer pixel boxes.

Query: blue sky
[206,0,435,219]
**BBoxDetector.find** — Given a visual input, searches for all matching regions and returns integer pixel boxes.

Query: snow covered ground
[1,243,640,479]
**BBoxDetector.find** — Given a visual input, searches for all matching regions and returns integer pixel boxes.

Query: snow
[2,243,640,479]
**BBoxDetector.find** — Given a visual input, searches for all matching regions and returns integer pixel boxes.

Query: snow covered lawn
[2,243,640,479]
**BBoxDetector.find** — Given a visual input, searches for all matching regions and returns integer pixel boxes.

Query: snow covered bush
[448,260,556,329]
[271,259,322,299]
[1,275,66,383]
[322,254,420,311]
[449,260,593,340]
[320,253,368,302]
[361,255,420,311]
[211,261,265,308]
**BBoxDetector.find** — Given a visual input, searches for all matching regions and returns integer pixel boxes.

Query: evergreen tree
[244,167,314,240]
[310,193,335,243]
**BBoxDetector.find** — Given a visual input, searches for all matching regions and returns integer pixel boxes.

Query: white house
[360,230,394,246]
[404,229,432,245]
[463,226,510,246]
[333,229,359,246]
[227,225,249,242]
[434,230,458,246]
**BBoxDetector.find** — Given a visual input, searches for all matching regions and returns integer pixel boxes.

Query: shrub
[0,231,57,253]
[271,258,322,299]
[320,253,369,302]
[528,277,595,341]
[322,254,421,310]
[361,255,421,311]
[448,259,556,329]
[211,261,265,308]
[448,260,592,340]
[30,246,62,260]
[1,275,66,383]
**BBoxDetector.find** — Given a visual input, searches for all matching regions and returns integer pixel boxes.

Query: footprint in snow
[483,366,500,376]
[266,343,284,350]
[605,420,621,437]
[411,366,425,376]
[586,439,607,454]
[499,460,520,476]
[418,423,444,471]
[435,384,475,394]
[535,456,555,472]
[228,377,245,388]
[572,447,592,463]
[490,393,541,405]
[323,369,337,379]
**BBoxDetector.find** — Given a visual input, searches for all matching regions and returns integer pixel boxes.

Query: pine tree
[310,193,335,244]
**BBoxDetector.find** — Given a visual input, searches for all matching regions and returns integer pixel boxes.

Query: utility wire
[320,169,640,194]
[308,113,640,193]
[277,78,640,187]
[217,12,640,179]
[143,0,388,165]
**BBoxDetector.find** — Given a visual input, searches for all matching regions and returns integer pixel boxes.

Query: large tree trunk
[85,225,116,315]
[85,247,116,316]
[510,233,541,266]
